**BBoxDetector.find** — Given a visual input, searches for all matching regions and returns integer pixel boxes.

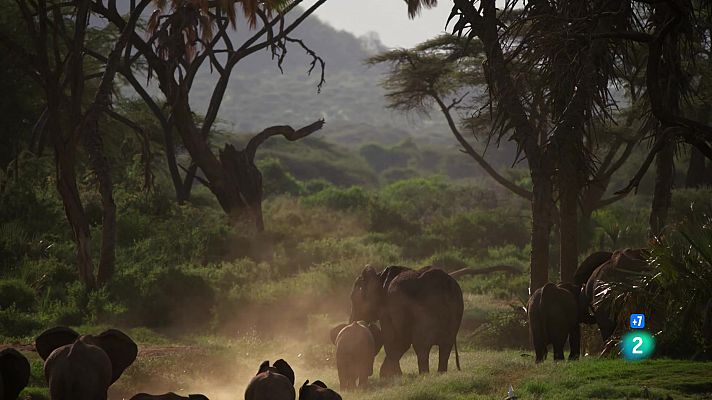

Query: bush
[258,158,305,197]
[429,210,530,255]
[0,306,43,338]
[469,310,529,349]
[302,186,370,211]
[110,264,215,328]
[608,212,712,358]
[0,279,36,312]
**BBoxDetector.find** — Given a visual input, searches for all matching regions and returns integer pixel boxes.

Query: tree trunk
[649,3,680,238]
[650,136,674,237]
[219,145,264,229]
[54,139,96,290]
[530,172,553,292]
[558,181,578,283]
[686,147,708,188]
[80,0,148,286]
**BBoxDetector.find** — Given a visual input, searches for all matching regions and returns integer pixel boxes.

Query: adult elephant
[528,282,581,362]
[350,265,463,377]
[0,348,31,400]
[35,326,138,400]
[575,248,650,341]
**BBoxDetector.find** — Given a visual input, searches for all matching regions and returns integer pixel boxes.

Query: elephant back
[246,371,295,400]
[574,251,613,286]
[0,348,31,400]
[388,266,462,300]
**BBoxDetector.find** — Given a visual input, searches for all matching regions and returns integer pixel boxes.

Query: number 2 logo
[632,336,643,354]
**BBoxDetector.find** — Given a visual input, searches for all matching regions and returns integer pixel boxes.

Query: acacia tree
[91,0,328,229]
[0,0,151,289]
[372,30,636,286]
[397,0,621,288]
[404,0,712,286]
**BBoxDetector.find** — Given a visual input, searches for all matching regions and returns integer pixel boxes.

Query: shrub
[258,158,305,197]
[469,309,529,349]
[607,212,712,357]
[0,306,43,338]
[302,186,369,211]
[430,210,530,255]
[110,264,215,328]
[20,258,76,302]
[0,279,36,312]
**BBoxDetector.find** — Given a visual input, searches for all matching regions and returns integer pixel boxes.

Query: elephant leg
[358,374,369,388]
[437,342,453,372]
[569,324,581,361]
[380,341,409,378]
[338,368,348,391]
[534,344,547,363]
[413,343,431,374]
[552,338,566,361]
[595,308,616,341]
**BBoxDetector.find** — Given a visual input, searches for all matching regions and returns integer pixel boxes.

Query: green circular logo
[620,330,655,360]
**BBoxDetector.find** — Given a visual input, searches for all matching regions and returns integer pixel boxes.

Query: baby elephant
[245,359,296,400]
[330,321,382,390]
[131,394,209,400]
[35,326,138,400]
[299,380,342,400]
[527,282,581,363]
[0,347,31,400]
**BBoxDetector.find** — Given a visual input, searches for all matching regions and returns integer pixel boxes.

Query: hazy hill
[187,8,452,145]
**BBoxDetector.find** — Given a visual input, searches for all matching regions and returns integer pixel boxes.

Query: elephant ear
[367,323,383,355]
[379,266,408,290]
[330,323,348,345]
[93,329,138,384]
[299,380,310,398]
[257,360,270,375]
[35,326,80,360]
[0,348,31,400]
[273,359,294,385]
[574,251,612,286]
[312,380,327,388]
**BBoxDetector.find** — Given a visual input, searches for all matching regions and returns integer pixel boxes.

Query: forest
[0,0,711,399]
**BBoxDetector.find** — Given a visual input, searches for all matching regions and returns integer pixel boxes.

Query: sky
[306,0,455,48]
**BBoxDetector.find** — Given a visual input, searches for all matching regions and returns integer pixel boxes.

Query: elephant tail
[455,340,461,371]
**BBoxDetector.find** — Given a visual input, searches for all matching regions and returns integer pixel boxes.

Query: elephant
[703,298,712,345]
[130,394,209,400]
[329,321,382,390]
[298,380,342,400]
[244,359,295,400]
[35,326,138,400]
[0,348,31,400]
[527,282,581,362]
[350,265,463,377]
[575,248,650,341]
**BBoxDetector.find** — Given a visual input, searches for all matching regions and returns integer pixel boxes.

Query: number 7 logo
[630,314,645,329]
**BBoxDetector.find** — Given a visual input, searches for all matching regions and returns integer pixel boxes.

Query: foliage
[302,185,370,211]
[607,212,712,357]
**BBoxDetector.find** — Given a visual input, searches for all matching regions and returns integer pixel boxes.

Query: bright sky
[307,0,455,48]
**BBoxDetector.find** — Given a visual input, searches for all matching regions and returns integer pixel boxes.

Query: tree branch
[245,119,326,160]
[433,94,532,200]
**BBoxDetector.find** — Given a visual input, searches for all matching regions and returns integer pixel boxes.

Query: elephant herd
[527,248,649,362]
[524,247,712,363]
[0,265,465,400]
[0,327,341,400]
[5,255,693,399]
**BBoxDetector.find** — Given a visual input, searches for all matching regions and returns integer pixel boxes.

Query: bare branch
[246,119,326,160]
[433,94,532,200]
